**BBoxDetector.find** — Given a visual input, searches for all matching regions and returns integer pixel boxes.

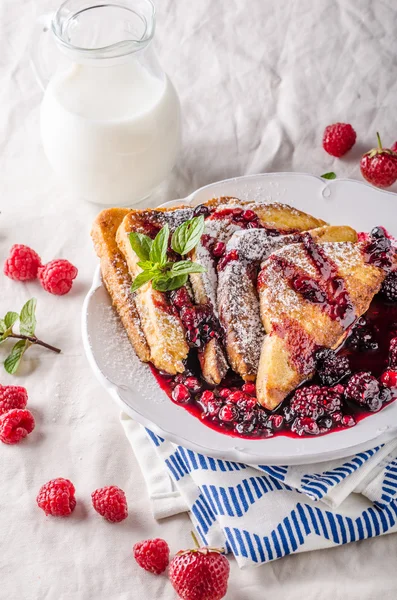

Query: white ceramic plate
[82,172,397,465]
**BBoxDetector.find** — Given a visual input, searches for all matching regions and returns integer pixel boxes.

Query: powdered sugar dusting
[91,301,166,404]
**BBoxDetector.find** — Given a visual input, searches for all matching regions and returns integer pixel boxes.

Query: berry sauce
[150,224,397,439]
[151,295,397,439]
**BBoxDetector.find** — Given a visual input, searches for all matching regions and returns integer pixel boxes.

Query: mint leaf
[171,216,205,255]
[4,312,19,330]
[131,270,156,293]
[150,225,169,265]
[0,320,6,335]
[4,339,28,374]
[171,260,206,276]
[129,232,153,261]
[19,298,37,336]
[152,273,188,292]
[321,172,336,180]
[137,260,156,271]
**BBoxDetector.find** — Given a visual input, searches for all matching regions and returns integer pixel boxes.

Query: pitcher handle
[30,14,53,91]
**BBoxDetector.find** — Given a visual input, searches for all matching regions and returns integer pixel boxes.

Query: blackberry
[345,372,382,412]
[290,385,343,419]
[347,323,379,352]
[316,349,351,385]
[317,416,333,430]
[193,204,210,218]
[389,337,397,368]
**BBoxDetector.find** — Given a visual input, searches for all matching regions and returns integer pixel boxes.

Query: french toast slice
[218,225,358,382]
[256,237,390,410]
[91,208,150,363]
[115,197,240,377]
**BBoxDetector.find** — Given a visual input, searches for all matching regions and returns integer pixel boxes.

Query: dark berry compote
[151,226,397,439]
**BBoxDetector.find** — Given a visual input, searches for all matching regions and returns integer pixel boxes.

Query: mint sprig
[129,216,206,293]
[0,298,61,374]
[321,172,337,180]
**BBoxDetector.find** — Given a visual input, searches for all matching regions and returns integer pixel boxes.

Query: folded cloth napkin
[121,415,397,568]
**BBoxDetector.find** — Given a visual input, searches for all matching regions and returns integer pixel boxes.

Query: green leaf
[171,216,205,255]
[131,270,156,293]
[152,273,188,292]
[137,260,156,271]
[129,232,153,262]
[4,339,28,374]
[0,319,6,335]
[19,298,37,336]
[150,225,169,265]
[171,260,206,276]
[321,172,337,180]
[4,312,19,330]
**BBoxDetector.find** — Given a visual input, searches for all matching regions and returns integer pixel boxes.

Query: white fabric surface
[1,0,397,597]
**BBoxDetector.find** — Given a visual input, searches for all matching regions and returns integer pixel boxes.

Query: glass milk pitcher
[31,0,181,205]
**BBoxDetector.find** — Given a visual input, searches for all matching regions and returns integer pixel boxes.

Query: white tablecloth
[1,0,397,598]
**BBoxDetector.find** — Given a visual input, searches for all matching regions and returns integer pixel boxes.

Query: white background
[1,0,397,598]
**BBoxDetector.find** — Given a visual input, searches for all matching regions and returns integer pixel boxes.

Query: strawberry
[360,133,397,188]
[169,533,230,600]
[322,123,356,157]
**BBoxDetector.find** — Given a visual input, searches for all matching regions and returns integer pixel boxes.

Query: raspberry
[242,382,256,396]
[360,133,397,188]
[389,338,397,369]
[91,485,128,522]
[184,377,202,392]
[227,390,244,403]
[345,372,382,411]
[315,349,351,386]
[380,370,397,390]
[0,408,35,444]
[342,414,356,427]
[380,272,397,303]
[3,244,41,281]
[218,388,232,399]
[290,385,342,419]
[292,417,320,436]
[267,414,284,431]
[212,242,226,258]
[0,384,28,415]
[133,538,170,574]
[37,478,76,516]
[172,384,191,403]
[38,259,78,295]
[322,123,356,157]
[219,403,238,423]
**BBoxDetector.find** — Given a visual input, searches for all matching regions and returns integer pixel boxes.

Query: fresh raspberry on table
[360,133,397,188]
[37,478,76,516]
[38,259,78,295]
[169,543,230,600]
[322,123,356,157]
[0,384,28,415]
[0,408,35,444]
[3,244,41,281]
[91,485,128,522]
[133,538,170,574]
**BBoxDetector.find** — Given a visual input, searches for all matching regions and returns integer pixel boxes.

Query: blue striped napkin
[121,415,397,568]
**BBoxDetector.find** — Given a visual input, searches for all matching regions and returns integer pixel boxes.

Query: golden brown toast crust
[91,208,150,363]
[256,239,387,410]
